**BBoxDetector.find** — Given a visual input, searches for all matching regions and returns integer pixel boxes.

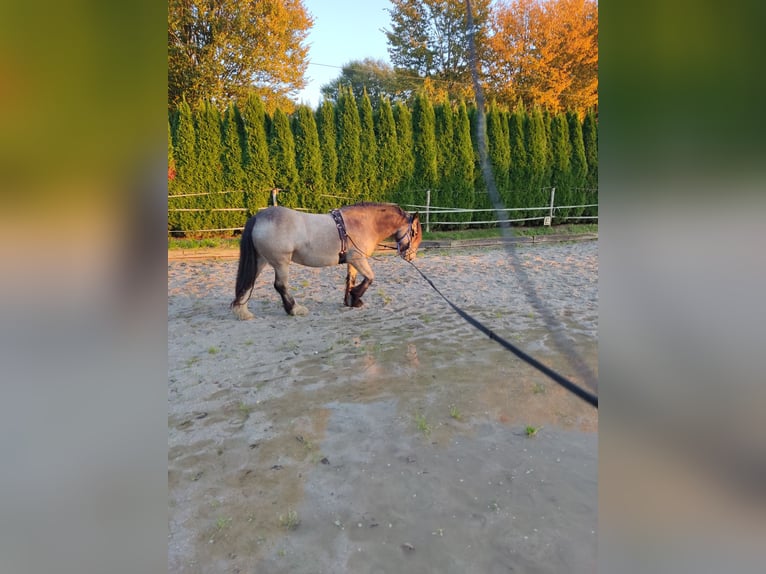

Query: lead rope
[404,257,598,408]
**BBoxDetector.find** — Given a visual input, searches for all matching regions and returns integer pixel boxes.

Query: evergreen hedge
[168,94,598,236]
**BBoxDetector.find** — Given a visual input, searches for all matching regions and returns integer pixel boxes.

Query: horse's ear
[412,212,420,222]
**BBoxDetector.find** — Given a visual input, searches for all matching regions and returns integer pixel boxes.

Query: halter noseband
[396,216,418,258]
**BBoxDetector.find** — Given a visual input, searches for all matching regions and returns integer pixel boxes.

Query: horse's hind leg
[274,264,308,316]
[232,254,267,320]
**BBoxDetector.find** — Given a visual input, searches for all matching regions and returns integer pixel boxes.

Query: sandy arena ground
[168,240,598,573]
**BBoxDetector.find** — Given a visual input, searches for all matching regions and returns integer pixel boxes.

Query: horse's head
[396,212,422,261]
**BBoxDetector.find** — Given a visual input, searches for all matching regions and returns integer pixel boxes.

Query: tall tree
[488,0,598,114]
[292,104,324,210]
[376,98,401,200]
[358,90,380,200]
[582,107,598,216]
[393,102,415,206]
[168,0,313,110]
[452,99,475,223]
[567,110,587,217]
[240,94,273,212]
[335,87,362,200]
[508,103,528,211]
[384,0,492,101]
[219,102,247,230]
[411,91,438,202]
[321,58,408,105]
[548,112,571,220]
[220,103,245,191]
[433,97,455,221]
[315,100,338,208]
[525,106,548,212]
[268,108,299,206]
[486,101,511,205]
[194,99,224,232]
[169,99,197,232]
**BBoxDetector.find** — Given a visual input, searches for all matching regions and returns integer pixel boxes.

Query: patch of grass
[278,509,300,531]
[525,425,542,437]
[168,237,240,250]
[215,516,232,531]
[415,413,432,436]
[449,405,462,420]
[185,356,200,367]
[377,288,392,305]
[207,346,219,355]
[238,401,251,416]
[532,383,546,394]
[421,223,597,241]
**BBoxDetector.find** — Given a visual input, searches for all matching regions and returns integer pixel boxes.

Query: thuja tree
[393,101,415,206]
[219,102,247,230]
[433,97,455,223]
[451,99,475,223]
[315,100,338,209]
[411,91,437,207]
[486,101,511,212]
[525,107,549,217]
[508,104,528,217]
[548,112,572,221]
[335,86,362,200]
[292,104,324,210]
[376,98,401,202]
[240,94,273,214]
[582,108,598,217]
[194,99,224,233]
[268,108,299,207]
[567,111,587,218]
[169,99,196,233]
[357,90,380,201]
[168,117,177,231]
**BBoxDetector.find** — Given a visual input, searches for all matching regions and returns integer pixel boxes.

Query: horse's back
[251,207,339,267]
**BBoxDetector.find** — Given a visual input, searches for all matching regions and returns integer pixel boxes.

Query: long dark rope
[463,0,598,396]
[405,258,598,408]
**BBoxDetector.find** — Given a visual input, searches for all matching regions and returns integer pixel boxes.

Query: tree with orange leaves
[487,0,597,116]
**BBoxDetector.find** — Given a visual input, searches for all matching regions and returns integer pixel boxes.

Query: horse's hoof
[290,304,309,316]
[232,305,254,320]
[352,299,364,308]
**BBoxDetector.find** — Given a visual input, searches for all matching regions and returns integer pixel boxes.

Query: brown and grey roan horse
[230,202,422,320]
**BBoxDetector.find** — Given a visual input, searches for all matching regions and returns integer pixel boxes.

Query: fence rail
[167,187,597,235]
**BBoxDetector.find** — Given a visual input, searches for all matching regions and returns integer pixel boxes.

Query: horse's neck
[363,207,404,239]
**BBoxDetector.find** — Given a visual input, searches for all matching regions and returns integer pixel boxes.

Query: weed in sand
[215,516,232,531]
[377,288,392,305]
[279,509,300,530]
[415,413,432,436]
[449,405,462,420]
[525,425,542,437]
[207,346,219,355]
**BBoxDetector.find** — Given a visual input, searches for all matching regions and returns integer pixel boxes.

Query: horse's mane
[342,202,408,218]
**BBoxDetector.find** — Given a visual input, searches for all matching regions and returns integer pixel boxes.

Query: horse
[230,202,422,320]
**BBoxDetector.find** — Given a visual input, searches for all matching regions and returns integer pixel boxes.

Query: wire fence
[167,187,597,235]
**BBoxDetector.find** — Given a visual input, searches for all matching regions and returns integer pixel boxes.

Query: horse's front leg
[344,265,357,307]
[274,264,308,316]
[346,259,375,308]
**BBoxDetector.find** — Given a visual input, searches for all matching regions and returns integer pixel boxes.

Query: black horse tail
[231,215,259,308]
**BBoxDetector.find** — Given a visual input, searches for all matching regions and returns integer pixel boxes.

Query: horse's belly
[291,250,338,267]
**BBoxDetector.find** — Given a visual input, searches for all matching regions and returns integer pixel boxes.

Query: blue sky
[295,0,393,108]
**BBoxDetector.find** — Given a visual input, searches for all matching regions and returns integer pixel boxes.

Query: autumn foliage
[487,0,597,115]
